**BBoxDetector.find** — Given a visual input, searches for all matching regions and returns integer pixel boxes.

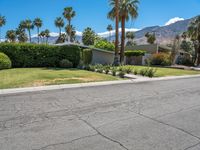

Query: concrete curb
[1,75,200,96]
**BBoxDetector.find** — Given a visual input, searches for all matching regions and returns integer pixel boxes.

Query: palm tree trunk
[28,29,31,43]
[120,16,126,64]
[0,27,1,43]
[59,27,61,37]
[68,20,71,42]
[113,0,119,66]
[37,27,40,44]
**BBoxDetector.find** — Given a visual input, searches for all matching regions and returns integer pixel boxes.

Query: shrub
[118,71,126,78]
[146,68,157,78]
[0,43,81,68]
[149,53,171,66]
[104,65,111,74]
[124,66,132,74]
[83,49,92,65]
[95,64,104,73]
[133,69,138,75]
[125,50,146,57]
[111,67,117,76]
[59,59,73,68]
[0,52,12,70]
[94,40,114,51]
[139,68,148,76]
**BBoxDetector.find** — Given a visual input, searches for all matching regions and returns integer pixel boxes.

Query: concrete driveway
[1,77,200,150]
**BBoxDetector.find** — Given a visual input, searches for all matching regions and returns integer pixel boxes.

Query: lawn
[130,66,200,77]
[0,68,119,89]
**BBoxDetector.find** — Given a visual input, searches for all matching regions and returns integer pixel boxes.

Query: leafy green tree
[33,18,43,44]
[108,0,139,64]
[0,15,6,42]
[63,7,76,42]
[55,17,64,38]
[107,24,113,42]
[145,32,156,44]
[6,30,17,42]
[20,20,34,43]
[187,16,200,66]
[82,27,96,46]
[44,29,50,44]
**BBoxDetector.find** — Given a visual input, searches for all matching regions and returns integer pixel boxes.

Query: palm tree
[63,7,76,42]
[188,16,200,66]
[107,24,113,42]
[108,0,120,65]
[126,31,134,41]
[33,18,43,44]
[16,25,28,43]
[39,31,46,43]
[6,30,16,42]
[21,20,34,43]
[44,29,50,44]
[108,0,139,64]
[65,25,76,42]
[55,17,64,37]
[0,15,6,42]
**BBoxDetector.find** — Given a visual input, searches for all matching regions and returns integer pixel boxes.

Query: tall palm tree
[63,7,76,42]
[107,24,113,42]
[108,0,139,64]
[33,18,43,44]
[55,17,64,37]
[44,29,50,44]
[21,20,34,43]
[108,0,120,65]
[6,30,16,42]
[188,16,200,66]
[0,15,6,42]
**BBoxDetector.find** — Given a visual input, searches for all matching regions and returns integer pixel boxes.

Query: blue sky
[0,0,200,37]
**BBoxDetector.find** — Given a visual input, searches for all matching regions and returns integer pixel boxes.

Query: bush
[133,69,138,75]
[104,65,111,74]
[123,66,132,74]
[59,59,73,68]
[111,67,117,76]
[0,52,12,70]
[83,49,92,65]
[118,71,126,78]
[149,53,171,66]
[125,50,146,57]
[0,43,81,68]
[139,68,148,76]
[94,40,115,51]
[146,68,157,78]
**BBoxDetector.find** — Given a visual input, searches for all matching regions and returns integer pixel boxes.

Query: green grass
[0,68,119,89]
[124,65,200,77]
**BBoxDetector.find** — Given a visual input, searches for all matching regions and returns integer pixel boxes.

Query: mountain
[32,16,195,45]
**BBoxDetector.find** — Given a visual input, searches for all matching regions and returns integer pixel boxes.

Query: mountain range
[32,16,194,45]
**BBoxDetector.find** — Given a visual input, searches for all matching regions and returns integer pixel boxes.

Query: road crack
[32,134,98,150]
[78,116,129,150]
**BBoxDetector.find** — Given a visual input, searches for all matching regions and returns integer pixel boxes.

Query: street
[1,77,200,150]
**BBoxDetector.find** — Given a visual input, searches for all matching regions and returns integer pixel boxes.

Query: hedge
[83,49,92,65]
[0,43,81,68]
[0,52,12,70]
[125,50,146,57]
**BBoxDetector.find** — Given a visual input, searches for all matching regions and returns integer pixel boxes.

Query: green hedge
[0,52,12,70]
[0,43,81,68]
[125,50,146,57]
[83,49,92,65]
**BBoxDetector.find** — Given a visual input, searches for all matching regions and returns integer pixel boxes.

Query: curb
[1,75,200,96]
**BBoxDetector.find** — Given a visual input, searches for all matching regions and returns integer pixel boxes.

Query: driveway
[1,77,200,150]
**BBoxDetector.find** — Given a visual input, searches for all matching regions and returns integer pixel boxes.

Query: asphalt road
[1,77,200,150]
